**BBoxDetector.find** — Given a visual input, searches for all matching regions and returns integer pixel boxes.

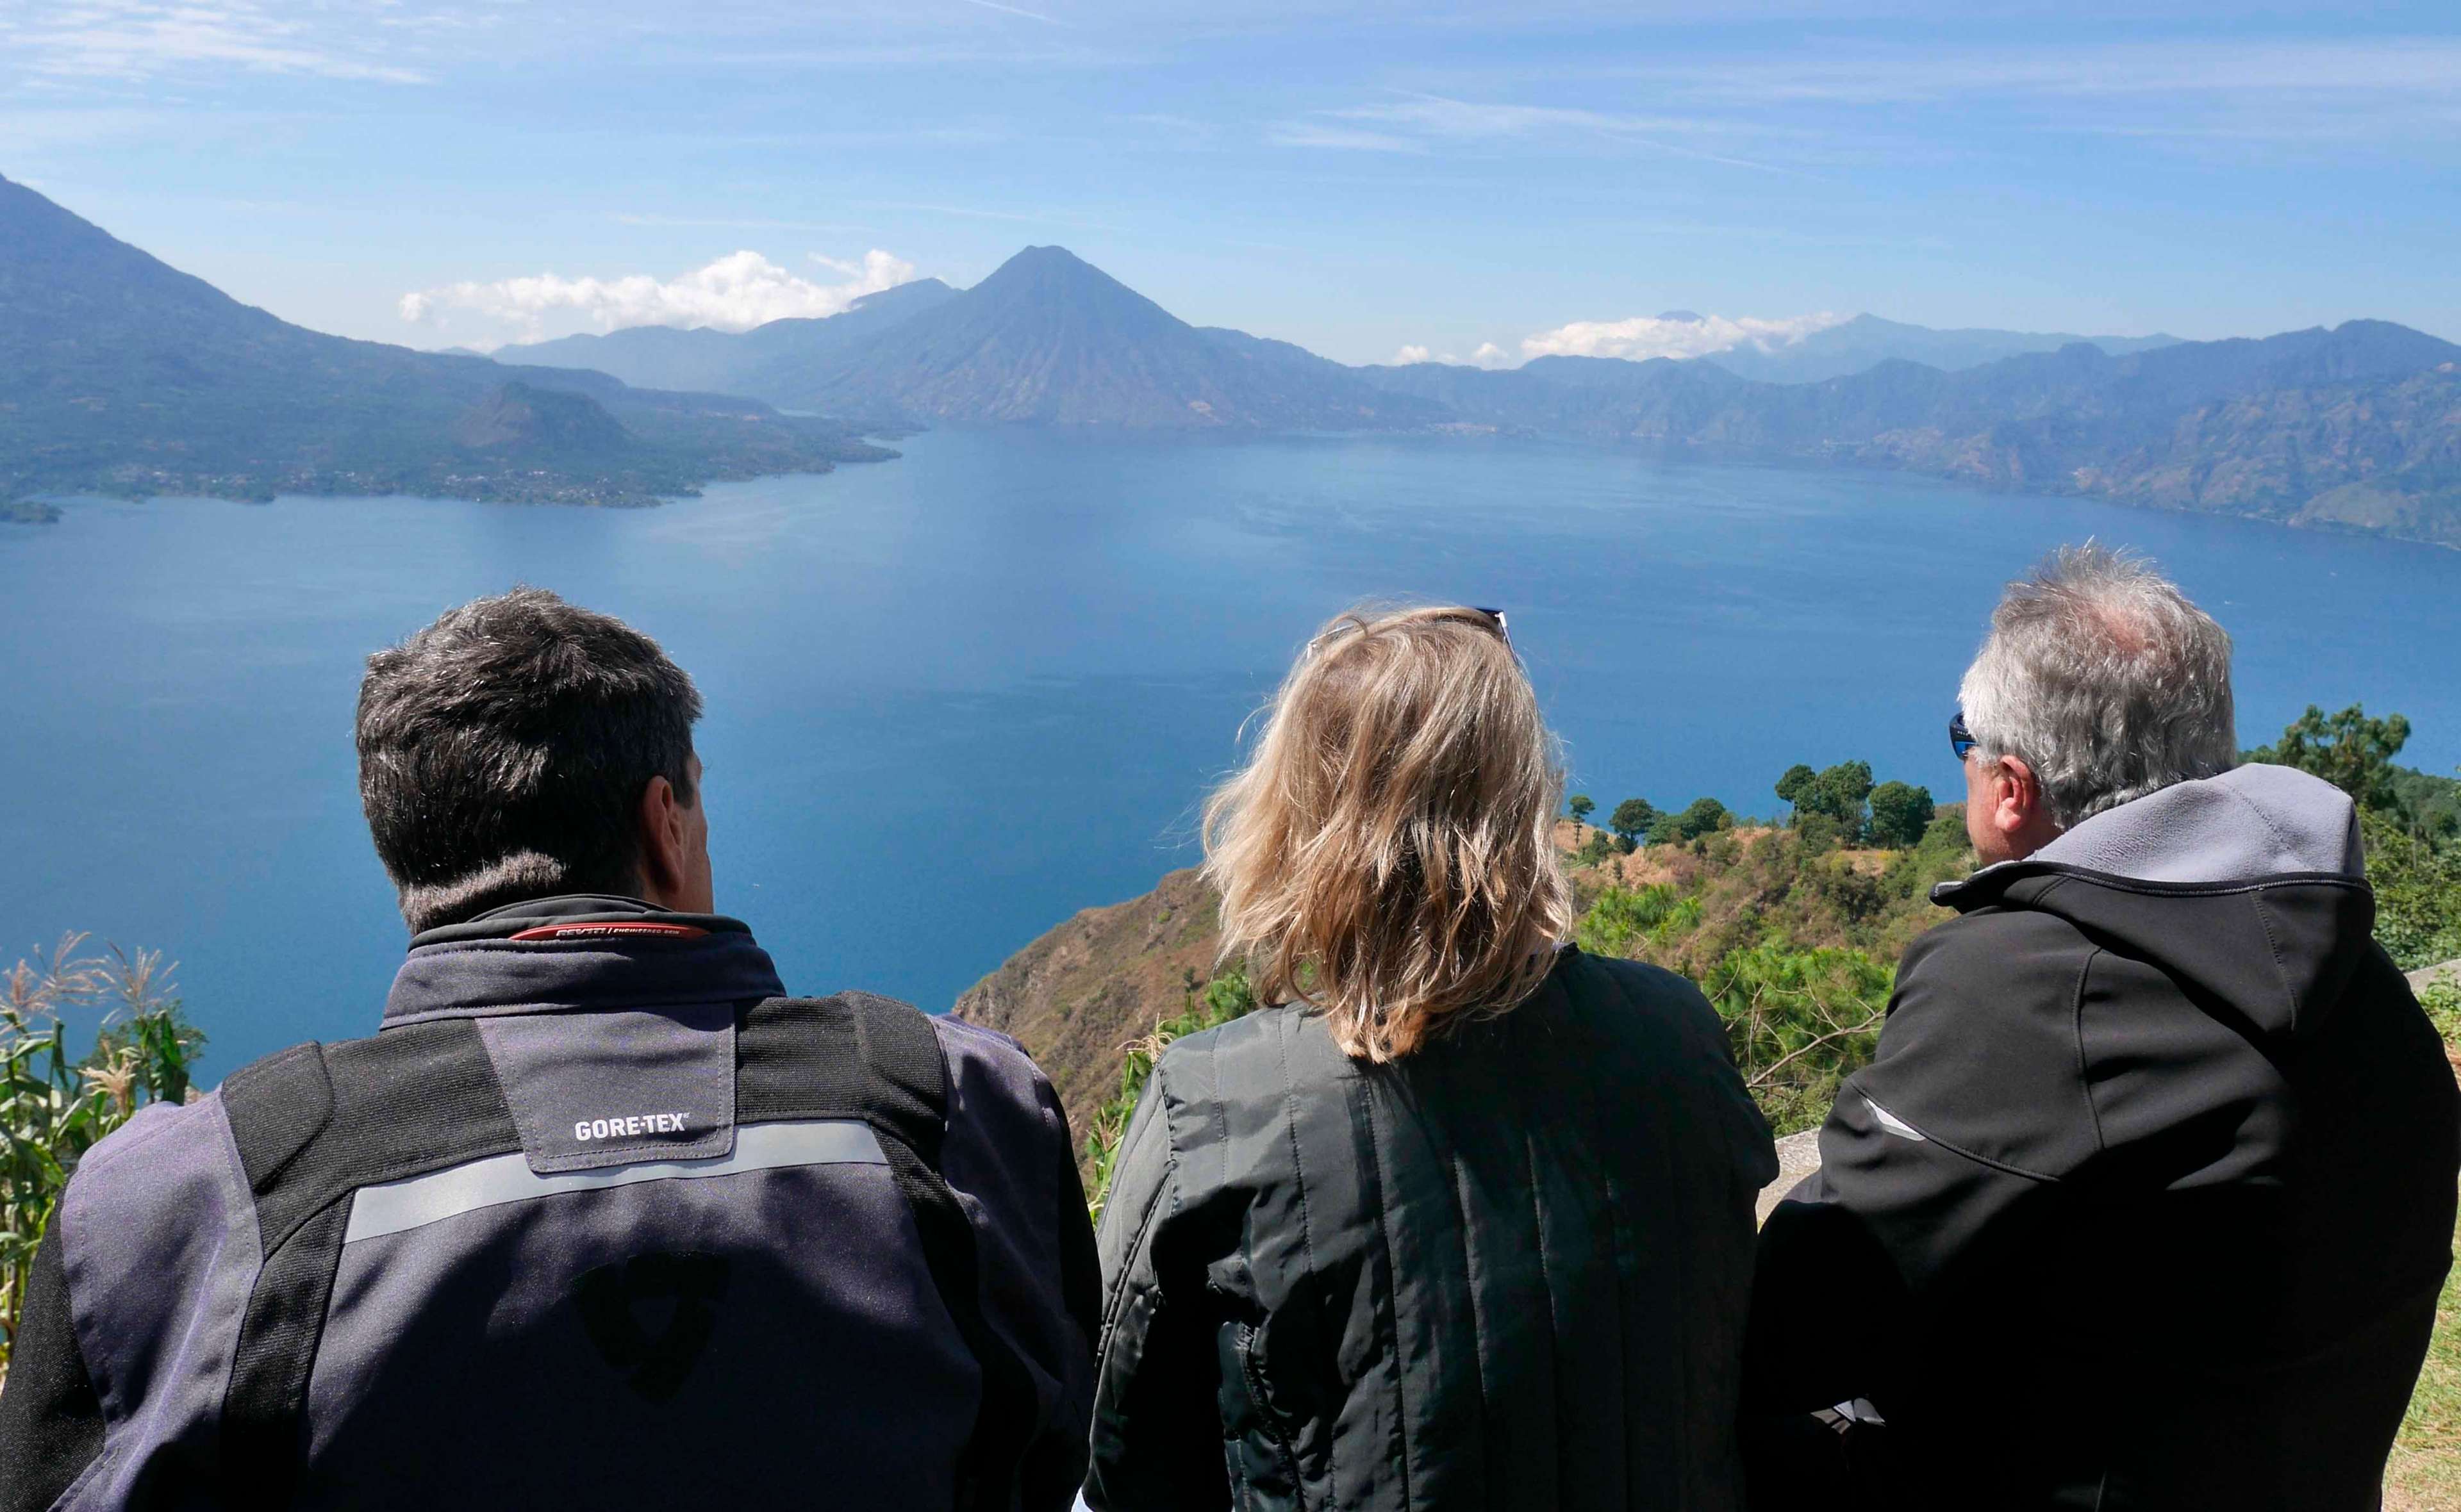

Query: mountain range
[497,245,2461,546]
[4,172,2457,546]
[0,173,888,511]
[1698,313,2180,383]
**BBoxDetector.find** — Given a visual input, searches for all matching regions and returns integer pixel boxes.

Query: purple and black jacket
[0,896,1098,1511]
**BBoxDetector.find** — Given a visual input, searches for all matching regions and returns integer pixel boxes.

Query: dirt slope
[951,867,1224,1142]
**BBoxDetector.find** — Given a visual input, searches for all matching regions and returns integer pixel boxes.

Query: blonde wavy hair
[1202,604,1575,1063]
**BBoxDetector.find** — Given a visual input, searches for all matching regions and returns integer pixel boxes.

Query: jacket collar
[385,893,785,1028]
[1934,764,2364,913]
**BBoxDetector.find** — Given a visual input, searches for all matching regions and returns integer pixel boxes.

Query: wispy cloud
[1623,40,2461,106]
[3,1,431,83]
[398,248,916,349]
[954,0,1063,23]
[1288,92,1791,172]
[1267,122,1426,153]
[859,199,1137,234]
[611,213,882,233]
[1520,309,1846,362]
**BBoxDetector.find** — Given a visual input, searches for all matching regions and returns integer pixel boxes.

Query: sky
[5,1,2458,364]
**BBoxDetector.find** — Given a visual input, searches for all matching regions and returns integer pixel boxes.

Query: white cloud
[1520,309,1847,361]
[398,248,916,349]
[1391,341,1517,368]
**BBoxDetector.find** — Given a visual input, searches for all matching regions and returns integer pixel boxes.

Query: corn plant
[1,935,201,1370]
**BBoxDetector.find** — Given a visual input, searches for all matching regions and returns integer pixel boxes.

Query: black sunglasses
[1949,710,1978,760]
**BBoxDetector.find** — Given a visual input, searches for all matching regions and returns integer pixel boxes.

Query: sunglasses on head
[1307,605,1511,658]
[1949,710,1979,760]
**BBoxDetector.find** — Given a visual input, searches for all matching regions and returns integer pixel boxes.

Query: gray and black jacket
[0,895,1099,1511]
[1086,948,1778,1512]
[1748,764,2461,1510]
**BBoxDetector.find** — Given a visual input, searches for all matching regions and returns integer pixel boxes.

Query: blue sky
[6,1,2458,363]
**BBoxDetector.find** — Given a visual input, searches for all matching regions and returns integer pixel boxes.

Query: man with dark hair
[1746,548,2459,1509]
[0,588,1099,1511]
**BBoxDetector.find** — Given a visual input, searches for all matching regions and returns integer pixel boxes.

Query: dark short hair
[357,588,702,932]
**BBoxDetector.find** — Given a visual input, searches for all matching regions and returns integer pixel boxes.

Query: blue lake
[4,429,2457,1078]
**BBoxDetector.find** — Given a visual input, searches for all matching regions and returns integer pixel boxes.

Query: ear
[1993,755,2067,856]
[635,774,690,907]
[1990,755,2037,835]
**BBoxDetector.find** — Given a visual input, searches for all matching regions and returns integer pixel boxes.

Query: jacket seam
[1446,1140,1494,1458]
[2073,948,2109,1155]
[1355,1078,1413,1510]
[2250,892,2301,1035]
[1273,1017,1329,1504]
[1946,865,2369,907]
[1096,1070,1180,1346]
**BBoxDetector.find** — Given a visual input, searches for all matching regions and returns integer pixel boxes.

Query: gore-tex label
[476,1004,737,1174]
[576,1112,690,1141]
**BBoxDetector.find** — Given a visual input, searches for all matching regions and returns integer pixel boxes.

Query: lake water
[4,429,2457,1078]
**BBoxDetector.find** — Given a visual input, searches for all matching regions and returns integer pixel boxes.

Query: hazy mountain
[0,174,888,511]
[1357,323,2461,545]
[768,245,1447,429]
[497,279,957,398]
[1702,313,2180,384]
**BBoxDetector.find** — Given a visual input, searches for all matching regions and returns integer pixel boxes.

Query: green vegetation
[1568,794,1595,829]
[1,936,203,1372]
[1576,793,1975,1135]
[1652,796,1734,845]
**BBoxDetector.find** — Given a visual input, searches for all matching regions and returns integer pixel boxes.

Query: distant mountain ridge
[5,172,2457,546]
[1702,313,2180,383]
[0,174,888,510]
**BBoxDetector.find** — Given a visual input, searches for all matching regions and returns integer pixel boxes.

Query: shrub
[1701,942,1894,1137]
[2366,810,2461,972]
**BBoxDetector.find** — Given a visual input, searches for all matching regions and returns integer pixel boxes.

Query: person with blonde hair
[1084,604,1777,1512]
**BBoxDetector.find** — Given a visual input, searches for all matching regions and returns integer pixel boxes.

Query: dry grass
[2387,1194,2461,1509]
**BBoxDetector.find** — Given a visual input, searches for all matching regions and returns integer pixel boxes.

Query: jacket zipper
[1239,1324,1305,1509]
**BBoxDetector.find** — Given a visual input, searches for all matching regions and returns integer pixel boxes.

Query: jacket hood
[1935,765,2377,1041]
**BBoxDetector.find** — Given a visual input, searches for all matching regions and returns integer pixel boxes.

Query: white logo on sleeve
[1862,1095,1929,1142]
[573,1113,693,1142]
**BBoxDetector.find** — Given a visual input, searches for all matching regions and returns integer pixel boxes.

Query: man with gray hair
[1745,545,2458,1510]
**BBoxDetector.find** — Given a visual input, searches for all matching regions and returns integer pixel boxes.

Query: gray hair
[1957,544,2237,829]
